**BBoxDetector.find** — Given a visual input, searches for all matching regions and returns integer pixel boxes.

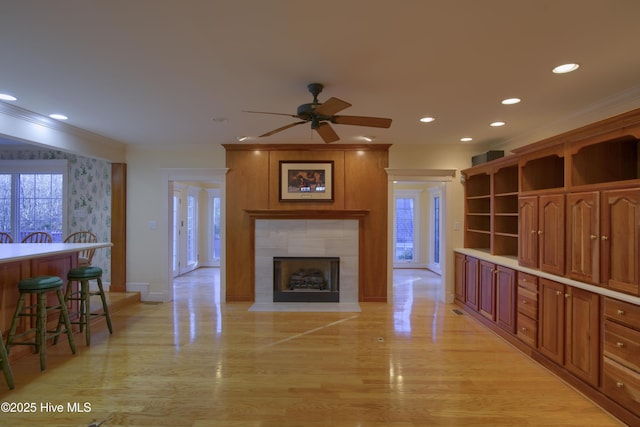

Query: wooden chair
[6,275,76,371]
[21,231,53,243]
[0,232,13,243]
[64,231,97,266]
[0,331,14,389]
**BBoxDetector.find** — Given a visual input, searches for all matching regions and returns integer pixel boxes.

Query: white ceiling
[1,0,640,151]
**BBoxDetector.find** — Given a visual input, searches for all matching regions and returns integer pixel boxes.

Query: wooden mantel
[245,209,370,220]
[225,144,388,302]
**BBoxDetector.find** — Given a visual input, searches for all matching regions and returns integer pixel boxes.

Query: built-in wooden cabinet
[603,297,640,416]
[564,286,600,387]
[479,260,496,321]
[464,256,479,310]
[454,252,466,302]
[495,265,516,333]
[457,107,640,426]
[566,191,600,284]
[531,278,600,387]
[601,188,640,295]
[518,194,565,276]
[516,272,538,347]
[463,159,518,257]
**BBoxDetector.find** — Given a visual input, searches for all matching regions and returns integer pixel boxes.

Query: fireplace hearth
[273,257,339,302]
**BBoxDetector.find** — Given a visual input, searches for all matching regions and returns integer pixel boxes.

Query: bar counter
[0,242,112,354]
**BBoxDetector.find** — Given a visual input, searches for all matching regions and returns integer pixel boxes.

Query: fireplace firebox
[273,257,340,302]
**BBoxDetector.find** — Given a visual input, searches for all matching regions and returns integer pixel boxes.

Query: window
[0,160,67,242]
[394,190,421,263]
[187,194,196,264]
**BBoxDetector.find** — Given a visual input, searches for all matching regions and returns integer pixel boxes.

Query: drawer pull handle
[616,381,625,388]
[617,309,625,315]
[590,235,597,240]
[602,235,609,241]
[616,342,625,348]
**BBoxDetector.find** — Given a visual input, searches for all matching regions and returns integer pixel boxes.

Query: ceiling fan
[244,83,392,143]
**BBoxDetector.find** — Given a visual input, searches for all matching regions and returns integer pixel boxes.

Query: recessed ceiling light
[236,136,248,142]
[490,121,506,127]
[552,63,580,74]
[0,93,17,101]
[419,116,435,123]
[501,98,521,105]
[49,114,68,120]
[460,137,473,142]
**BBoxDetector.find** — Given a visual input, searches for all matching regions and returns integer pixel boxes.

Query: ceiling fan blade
[243,110,298,118]
[314,97,352,116]
[315,122,340,143]
[332,115,392,128]
[259,121,306,137]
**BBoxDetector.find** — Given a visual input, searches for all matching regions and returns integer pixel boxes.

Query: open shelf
[521,154,565,192]
[571,135,640,187]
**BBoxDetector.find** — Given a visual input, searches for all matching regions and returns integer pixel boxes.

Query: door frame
[386,169,456,304]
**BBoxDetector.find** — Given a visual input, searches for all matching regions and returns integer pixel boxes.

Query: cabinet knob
[601,235,609,241]
[616,342,625,348]
[590,235,597,240]
[522,300,527,304]
[617,309,625,315]
[531,229,536,234]
[521,327,528,332]
[565,293,570,299]
[556,291,562,296]
[616,381,625,388]
[537,230,543,235]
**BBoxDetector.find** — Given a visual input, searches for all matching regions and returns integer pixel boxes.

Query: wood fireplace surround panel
[223,144,390,302]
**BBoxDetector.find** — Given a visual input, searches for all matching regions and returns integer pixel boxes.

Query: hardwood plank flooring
[0,268,624,426]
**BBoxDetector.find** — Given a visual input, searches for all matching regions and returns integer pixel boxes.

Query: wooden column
[110,163,127,292]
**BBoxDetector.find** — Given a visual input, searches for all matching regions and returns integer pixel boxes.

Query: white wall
[124,146,226,301]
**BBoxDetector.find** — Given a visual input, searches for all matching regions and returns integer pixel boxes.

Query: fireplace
[273,257,339,302]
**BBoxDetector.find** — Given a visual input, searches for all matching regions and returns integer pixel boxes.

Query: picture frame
[279,161,334,202]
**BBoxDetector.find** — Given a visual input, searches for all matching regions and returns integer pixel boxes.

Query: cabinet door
[465,256,479,310]
[539,278,565,365]
[601,188,640,295]
[518,196,538,268]
[539,194,565,276]
[565,287,600,387]
[496,266,516,333]
[566,192,599,284]
[479,260,496,320]
[454,252,466,302]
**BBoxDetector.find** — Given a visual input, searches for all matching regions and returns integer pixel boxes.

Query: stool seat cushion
[18,275,64,291]
[68,266,103,279]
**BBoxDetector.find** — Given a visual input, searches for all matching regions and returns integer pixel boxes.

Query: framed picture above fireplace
[279,160,334,202]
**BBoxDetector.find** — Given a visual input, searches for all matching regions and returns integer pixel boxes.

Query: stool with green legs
[5,275,76,371]
[56,266,112,346]
[0,331,15,389]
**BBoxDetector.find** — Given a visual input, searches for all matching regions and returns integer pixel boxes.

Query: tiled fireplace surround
[249,218,361,312]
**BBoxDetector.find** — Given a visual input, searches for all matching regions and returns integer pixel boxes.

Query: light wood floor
[0,268,625,426]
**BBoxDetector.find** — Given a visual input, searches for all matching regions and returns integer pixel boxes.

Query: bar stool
[6,276,76,371]
[56,266,112,346]
[0,331,14,389]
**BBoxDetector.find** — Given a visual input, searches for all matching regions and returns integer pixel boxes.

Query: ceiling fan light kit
[245,83,392,144]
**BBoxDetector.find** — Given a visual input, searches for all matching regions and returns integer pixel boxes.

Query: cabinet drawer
[517,286,538,319]
[517,312,537,348]
[605,297,640,329]
[518,272,538,292]
[603,357,640,416]
[604,320,640,372]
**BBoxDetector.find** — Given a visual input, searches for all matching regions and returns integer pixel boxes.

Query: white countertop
[0,242,112,263]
